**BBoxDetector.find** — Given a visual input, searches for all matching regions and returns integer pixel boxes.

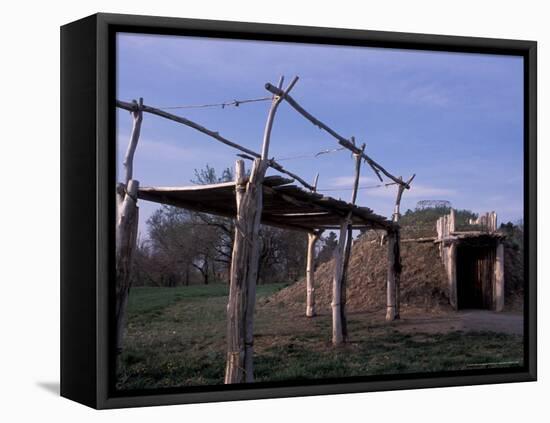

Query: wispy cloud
[326,175,455,197]
[405,82,450,107]
[327,175,379,188]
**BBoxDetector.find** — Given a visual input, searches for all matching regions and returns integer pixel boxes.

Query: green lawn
[117,284,524,390]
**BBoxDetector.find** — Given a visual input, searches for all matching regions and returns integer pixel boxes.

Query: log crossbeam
[116,99,315,191]
[264,83,411,189]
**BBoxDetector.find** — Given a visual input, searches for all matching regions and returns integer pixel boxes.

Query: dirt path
[390,310,523,336]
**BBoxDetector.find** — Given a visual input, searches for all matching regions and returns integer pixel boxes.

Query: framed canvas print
[60,13,537,409]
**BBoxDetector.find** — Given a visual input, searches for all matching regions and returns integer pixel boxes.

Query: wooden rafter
[116,99,315,191]
[264,83,411,189]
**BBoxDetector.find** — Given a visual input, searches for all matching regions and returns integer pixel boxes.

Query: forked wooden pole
[123,98,143,185]
[386,174,415,321]
[116,99,144,352]
[115,179,139,351]
[225,76,299,384]
[116,99,314,191]
[339,143,364,340]
[264,83,411,189]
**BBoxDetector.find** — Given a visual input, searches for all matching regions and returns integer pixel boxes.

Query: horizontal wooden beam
[138,189,314,233]
[116,100,315,191]
[264,83,410,189]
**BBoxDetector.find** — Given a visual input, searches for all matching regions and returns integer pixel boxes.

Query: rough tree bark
[225,76,299,383]
[123,98,143,185]
[386,174,414,321]
[339,145,364,339]
[306,231,321,317]
[331,217,349,345]
[224,159,268,383]
[385,229,401,321]
[115,179,139,352]
[494,242,505,312]
[115,99,143,352]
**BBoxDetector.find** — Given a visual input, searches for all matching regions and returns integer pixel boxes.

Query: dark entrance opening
[456,243,495,310]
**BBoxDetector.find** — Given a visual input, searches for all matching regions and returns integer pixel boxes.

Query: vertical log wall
[494,242,505,312]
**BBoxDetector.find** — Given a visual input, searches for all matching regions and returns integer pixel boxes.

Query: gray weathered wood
[225,160,246,384]
[225,159,269,383]
[446,242,458,309]
[392,174,416,222]
[339,145,364,338]
[306,231,321,317]
[115,179,139,351]
[226,77,297,383]
[123,98,143,185]
[263,83,411,189]
[243,161,266,382]
[385,230,399,321]
[331,217,348,345]
[116,99,314,191]
[494,242,505,312]
[261,76,299,159]
[387,174,414,319]
[313,173,320,192]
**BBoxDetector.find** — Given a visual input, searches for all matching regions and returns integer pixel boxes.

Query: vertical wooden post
[494,242,505,311]
[225,159,268,383]
[225,160,246,384]
[306,231,321,317]
[115,179,139,352]
[385,228,403,320]
[386,175,413,321]
[115,99,143,352]
[243,158,267,382]
[331,218,348,345]
[123,98,143,185]
[449,208,456,233]
[225,76,299,383]
[385,229,399,321]
[339,144,364,339]
[447,242,458,309]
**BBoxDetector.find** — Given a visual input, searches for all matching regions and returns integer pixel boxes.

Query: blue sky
[116,33,524,237]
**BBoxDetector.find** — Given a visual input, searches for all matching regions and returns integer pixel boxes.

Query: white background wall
[0,1,546,421]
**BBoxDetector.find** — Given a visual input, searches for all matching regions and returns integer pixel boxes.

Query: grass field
[117,284,524,390]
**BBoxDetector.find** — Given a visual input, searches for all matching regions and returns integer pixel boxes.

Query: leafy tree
[134,164,309,287]
[317,231,338,264]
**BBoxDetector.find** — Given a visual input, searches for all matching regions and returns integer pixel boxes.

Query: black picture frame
[60,12,537,409]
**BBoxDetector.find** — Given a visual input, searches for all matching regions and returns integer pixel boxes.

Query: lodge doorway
[456,243,496,310]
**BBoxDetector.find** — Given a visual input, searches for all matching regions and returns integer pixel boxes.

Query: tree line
[132,165,339,287]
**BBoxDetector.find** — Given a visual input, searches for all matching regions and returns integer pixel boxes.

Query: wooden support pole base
[331,219,348,345]
[305,232,320,318]
[225,159,268,384]
[115,179,140,352]
[385,306,399,321]
[385,230,401,322]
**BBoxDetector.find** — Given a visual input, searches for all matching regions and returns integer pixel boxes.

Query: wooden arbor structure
[115,76,414,384]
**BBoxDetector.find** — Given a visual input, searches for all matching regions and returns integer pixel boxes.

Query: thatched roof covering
[138,176,395,233]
